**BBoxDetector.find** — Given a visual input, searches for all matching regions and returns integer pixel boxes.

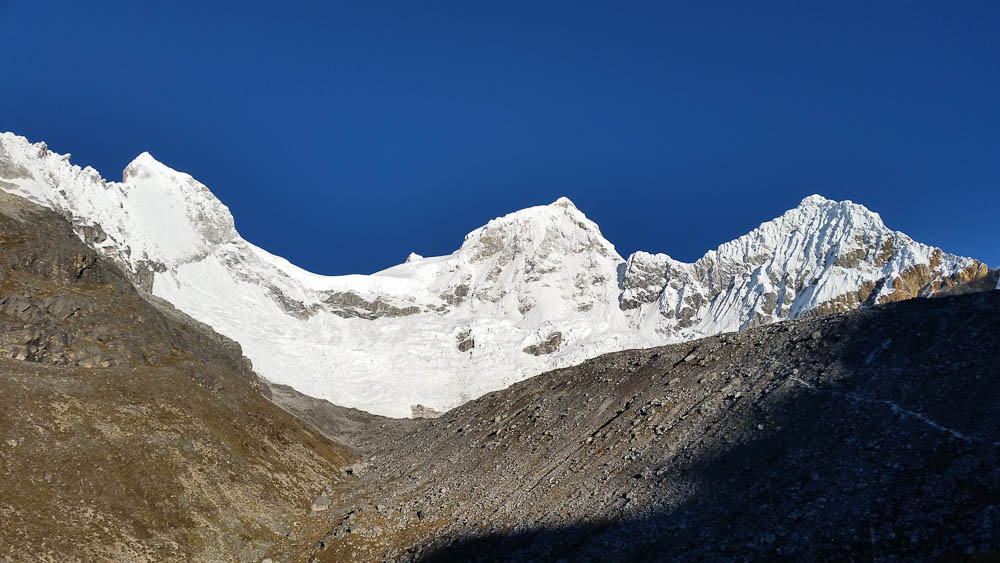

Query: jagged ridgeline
[0,132,992,417]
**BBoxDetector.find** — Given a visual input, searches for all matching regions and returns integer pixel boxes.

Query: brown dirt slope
[0,191,355,561]
[294,290,1000,562]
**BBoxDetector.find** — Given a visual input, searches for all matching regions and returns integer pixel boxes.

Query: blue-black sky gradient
[1,1,996,273]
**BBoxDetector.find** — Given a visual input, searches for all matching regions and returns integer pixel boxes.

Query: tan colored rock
[311,494,332,512]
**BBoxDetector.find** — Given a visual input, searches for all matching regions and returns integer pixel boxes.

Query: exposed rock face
[934,267,1000,297]
[0,190,257,385]
[288,291,1000,562]
[311,495,332,512]
[456,329,475,352]
[522,331,563,356]
[0,192,355,561]
[618,251,671,309]
[323,291,422,320]
[0,132,989,418]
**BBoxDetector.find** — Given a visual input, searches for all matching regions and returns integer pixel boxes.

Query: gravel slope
[290,290,1000,562]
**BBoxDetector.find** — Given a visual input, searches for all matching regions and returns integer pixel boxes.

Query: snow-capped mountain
[0,132,990,416]
[623,194,990,341]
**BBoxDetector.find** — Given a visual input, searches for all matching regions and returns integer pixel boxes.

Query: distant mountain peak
[799,193,830,205]
[123,151,170,180]
[128,150,158,166]
[620,194,986,338]
[458,196,617,261]
[551,196,576,208]
[0,131,989,417]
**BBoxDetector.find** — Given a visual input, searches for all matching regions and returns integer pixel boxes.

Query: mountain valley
[0,134,997,561]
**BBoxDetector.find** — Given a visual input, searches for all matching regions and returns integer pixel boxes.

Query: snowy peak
[397,197,626,319]
[619,251,691,311]
[0,132,239,281]
[798,193,830,205]
[620,195,894,316]
[122,151,197,187]
[622,194,988,340]
[793,193,879,217]
[459,197,618,262]
[706,194,888,268]
[0,131,991,418]
[122,151,163,179]
[791,193,886,229]
[551,195,576,208]
[117,151,239,259]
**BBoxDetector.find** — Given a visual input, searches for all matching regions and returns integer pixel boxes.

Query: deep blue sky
[1,2,997,273]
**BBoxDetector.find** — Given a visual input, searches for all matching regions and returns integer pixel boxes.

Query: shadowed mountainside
[288,290,1000,562]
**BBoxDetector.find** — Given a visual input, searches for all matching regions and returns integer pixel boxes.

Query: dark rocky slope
[291,289,1000,562]
[0,191,355,561]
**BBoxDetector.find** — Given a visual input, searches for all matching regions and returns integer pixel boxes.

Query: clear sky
[1,1,996,273]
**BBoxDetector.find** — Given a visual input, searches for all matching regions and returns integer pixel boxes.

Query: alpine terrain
[0,132,991,417]
[0,131,997,562]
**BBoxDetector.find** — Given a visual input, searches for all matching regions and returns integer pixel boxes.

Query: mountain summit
[622,194,987,341]
[0,132,990,416]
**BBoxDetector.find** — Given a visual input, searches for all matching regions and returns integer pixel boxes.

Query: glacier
[0,132,989,417]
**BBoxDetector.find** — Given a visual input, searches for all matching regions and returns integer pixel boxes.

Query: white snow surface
[0,132,984,417]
